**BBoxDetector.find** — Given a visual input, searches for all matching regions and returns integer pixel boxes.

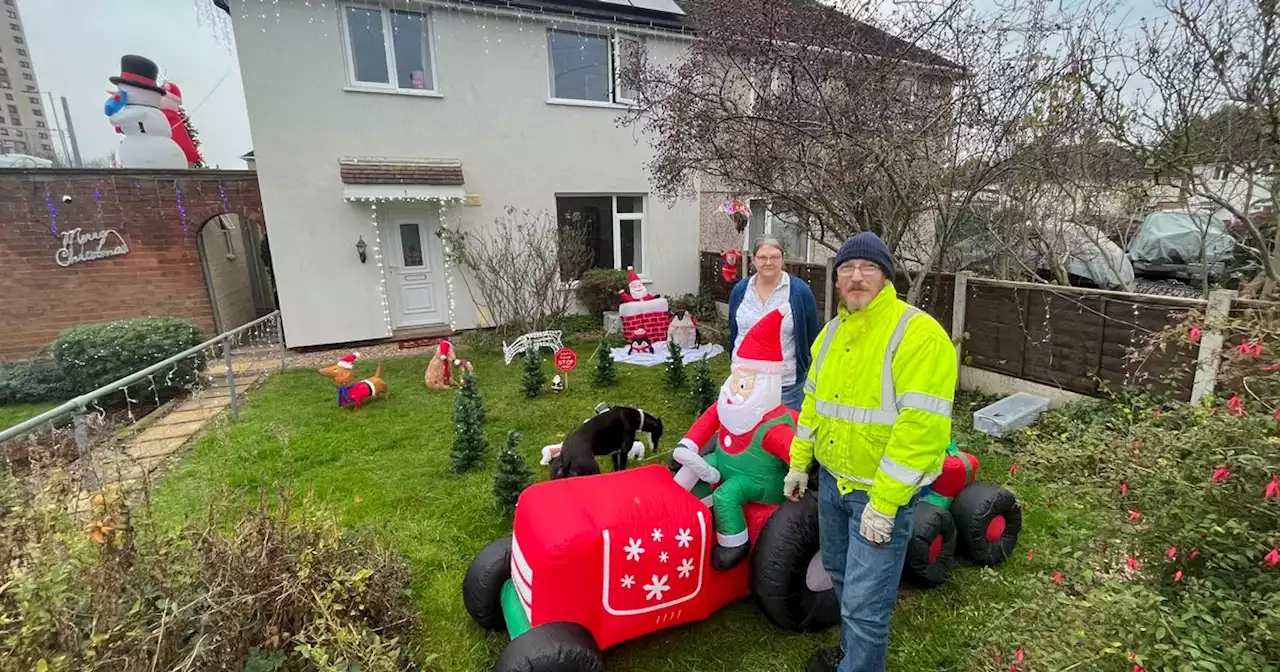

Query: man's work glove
[783,471,808,502]
[860,505,895,545]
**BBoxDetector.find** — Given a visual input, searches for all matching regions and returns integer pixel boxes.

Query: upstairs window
[342,4,436,93]
[547,28,642,104]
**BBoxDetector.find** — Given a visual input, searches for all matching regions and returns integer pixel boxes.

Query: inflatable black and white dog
[541,405,664,480]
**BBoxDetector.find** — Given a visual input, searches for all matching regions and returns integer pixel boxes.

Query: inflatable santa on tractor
[671,307,796,571]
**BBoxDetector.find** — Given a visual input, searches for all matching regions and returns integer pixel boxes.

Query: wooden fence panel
[1097,298,1197,398]
[1019,292,1106,393]
[964,285,1030,378]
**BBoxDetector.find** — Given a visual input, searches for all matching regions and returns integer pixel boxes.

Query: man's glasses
[837,262,881,278]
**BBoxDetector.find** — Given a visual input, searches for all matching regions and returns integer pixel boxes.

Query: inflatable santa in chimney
[617,266,656,303]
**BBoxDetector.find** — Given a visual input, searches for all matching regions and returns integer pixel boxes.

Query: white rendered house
[214,0,700,348]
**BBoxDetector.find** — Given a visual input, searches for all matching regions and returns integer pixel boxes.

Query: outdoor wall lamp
[355,236,368,264]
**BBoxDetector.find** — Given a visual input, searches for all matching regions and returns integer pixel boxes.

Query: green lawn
[150,343,1098,672]
[0,401,60,432]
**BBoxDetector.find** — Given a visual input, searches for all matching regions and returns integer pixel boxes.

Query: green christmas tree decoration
[593,340,617,387]
[665,339,686,388]
[522,348,546,398]
[494,430,533,518]
[451,374,487,473]
[689,354,718,414]
[454,371,485,427]
[179,108,206,168]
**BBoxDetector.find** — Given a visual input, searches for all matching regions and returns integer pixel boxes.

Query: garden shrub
[575,268,629,315]
[979,309,1280,671]
[53,317,206,398]
[671,290,721,324]
[0,474,418,671]
[0,358,74,405]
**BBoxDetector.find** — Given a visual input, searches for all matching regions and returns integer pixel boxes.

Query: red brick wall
[0,169,264,361]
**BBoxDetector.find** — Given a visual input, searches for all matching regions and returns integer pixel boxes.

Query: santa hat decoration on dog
[439,339,453,360]
[337,352,360,369]
[734,308,786,374]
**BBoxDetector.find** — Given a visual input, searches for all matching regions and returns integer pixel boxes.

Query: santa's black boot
[806,646,843,672]
[711,542,749,571]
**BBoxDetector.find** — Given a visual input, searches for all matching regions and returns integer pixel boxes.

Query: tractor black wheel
[951,482,1022,566]
[751,492,840,632]
[493,622,605,672]
[901,503,957,588]
[462,536,512,631]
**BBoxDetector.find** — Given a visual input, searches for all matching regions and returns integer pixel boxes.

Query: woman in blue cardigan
[728,237,821,411]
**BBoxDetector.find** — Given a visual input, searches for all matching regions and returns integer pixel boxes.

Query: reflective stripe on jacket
[788,284,958,517]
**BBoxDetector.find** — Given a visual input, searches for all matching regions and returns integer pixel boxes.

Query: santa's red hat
[735,308,786,373]
[626,266,642,284]
[162,81,183,104]
[337,352,360,369]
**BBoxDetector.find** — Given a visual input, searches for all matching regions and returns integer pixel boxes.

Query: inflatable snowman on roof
[103,55,188,169]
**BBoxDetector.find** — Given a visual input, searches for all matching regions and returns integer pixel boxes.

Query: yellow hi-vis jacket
[789,285,958,517]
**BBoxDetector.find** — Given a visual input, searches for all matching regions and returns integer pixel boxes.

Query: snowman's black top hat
[109,54,165,94]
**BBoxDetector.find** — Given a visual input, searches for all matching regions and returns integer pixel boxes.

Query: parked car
[463,445,1021,671]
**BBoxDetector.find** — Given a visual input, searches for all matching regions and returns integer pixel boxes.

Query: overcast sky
[22,0,251,168]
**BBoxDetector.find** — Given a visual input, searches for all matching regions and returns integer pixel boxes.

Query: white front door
[387,217,445,328]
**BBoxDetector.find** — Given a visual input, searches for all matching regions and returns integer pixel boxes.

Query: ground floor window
[747,198,810,262]
[556,195,645,278]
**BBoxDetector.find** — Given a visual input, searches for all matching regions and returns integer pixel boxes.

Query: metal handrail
[0,311,281,444]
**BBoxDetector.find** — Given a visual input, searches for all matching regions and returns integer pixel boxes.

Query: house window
[38,131,46,138]
[1213,164,1230,181]
[34,120,43,128]
[747,199,811,262]
[15,49,23,57]
[21,73,30,80]
[4,94,10,100]
[0,128,7,136]
[26,95,35,104]
[31,107,39,116]
[12,36,22,44]
[556,195,646,276]
[341,4,436,92]
[41,143,50,152]
[5,9,13,18]
[547,29,641,104]
[8,23,17,31]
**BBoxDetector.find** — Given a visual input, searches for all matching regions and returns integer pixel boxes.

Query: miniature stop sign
[554,347,578,372]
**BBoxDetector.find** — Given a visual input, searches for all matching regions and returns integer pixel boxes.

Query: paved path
[71,357,278,515]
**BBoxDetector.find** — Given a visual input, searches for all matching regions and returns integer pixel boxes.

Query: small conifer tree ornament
[593,340,617,387]
[494,430,533,518]
[451,374,487,472]
[454,371,485,426]
[522,348,546,398]
[689,354,718,414]
[665,339,686,388]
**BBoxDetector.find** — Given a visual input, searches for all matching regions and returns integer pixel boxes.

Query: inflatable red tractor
[463,445,1019,671]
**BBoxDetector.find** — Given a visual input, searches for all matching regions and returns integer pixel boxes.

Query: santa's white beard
[717,373,782,435]
[629,282,647,299]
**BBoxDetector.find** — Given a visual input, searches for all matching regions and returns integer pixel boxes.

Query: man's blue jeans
[781,382,805,412]
[818,468,918,672]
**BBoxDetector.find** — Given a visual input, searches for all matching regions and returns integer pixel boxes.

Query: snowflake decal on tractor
[624,537,645,562]
[651,528,664,542]
[659,551,669,563]
[621,574,636,589]
[677,558,695,579]
[675,528,693,548]
[643,574,671,601]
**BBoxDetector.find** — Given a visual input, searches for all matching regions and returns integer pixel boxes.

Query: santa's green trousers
[702,414,792,547]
